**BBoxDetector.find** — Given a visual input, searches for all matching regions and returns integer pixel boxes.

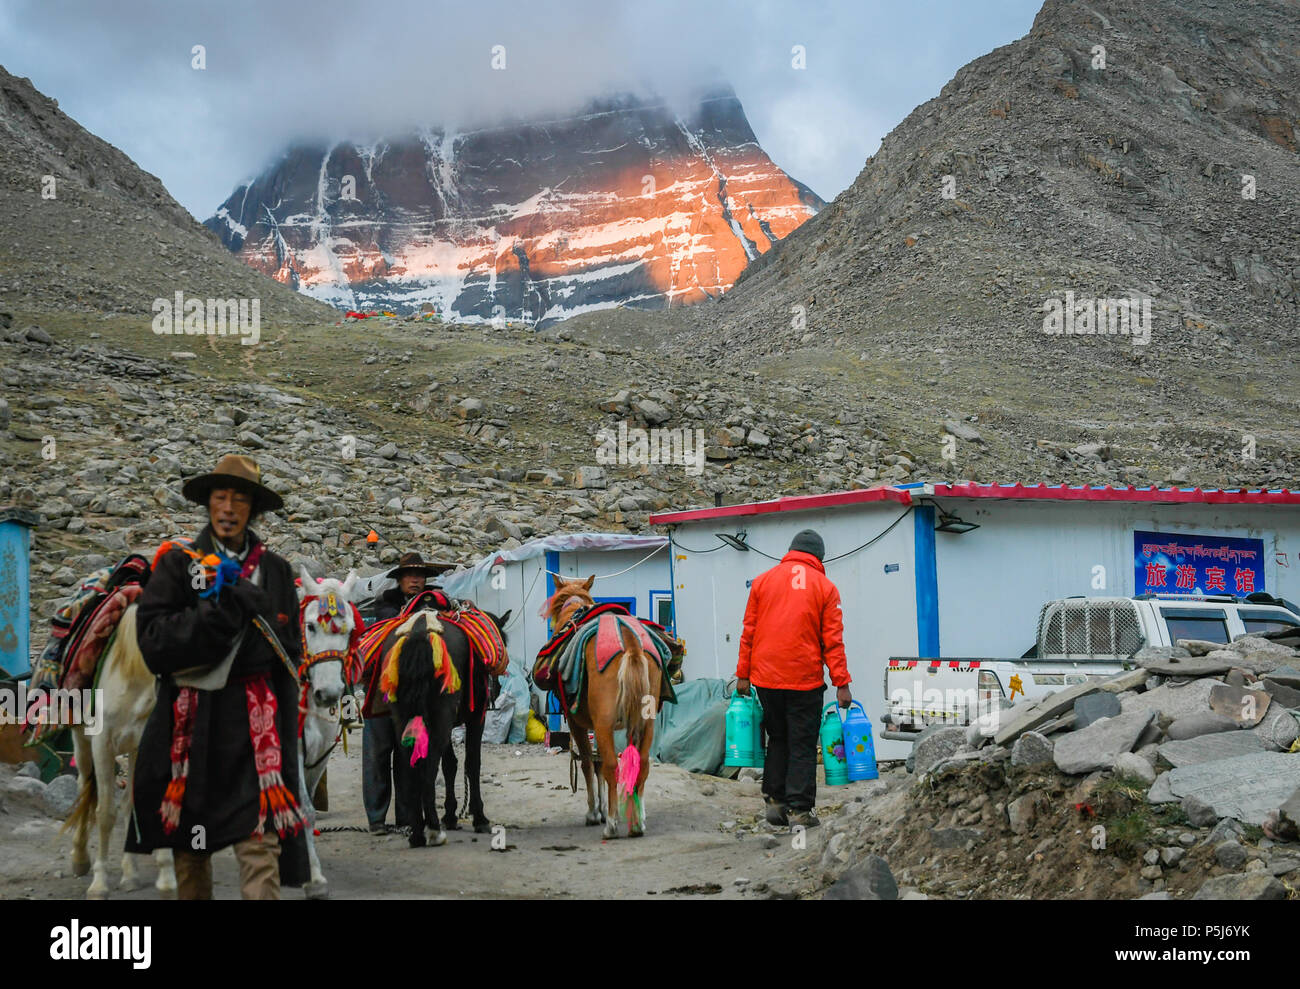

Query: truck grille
[1036,598,1143,658]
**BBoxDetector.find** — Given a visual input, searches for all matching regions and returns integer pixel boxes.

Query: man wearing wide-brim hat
[362,551,454,833]
[374,552,456,621]
[128,454,310,898]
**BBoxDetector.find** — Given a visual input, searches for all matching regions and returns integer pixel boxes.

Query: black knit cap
[789,529,825,560]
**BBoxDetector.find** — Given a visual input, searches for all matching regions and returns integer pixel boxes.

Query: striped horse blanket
[357,595,506,717]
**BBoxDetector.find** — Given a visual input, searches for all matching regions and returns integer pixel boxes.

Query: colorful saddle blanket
[357,591,505,716]
[532,605,682,717]
[26,553,153,742]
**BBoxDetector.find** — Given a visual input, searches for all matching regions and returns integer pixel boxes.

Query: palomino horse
[65,601,177,899]
[295,567,363,898]
[543,575,660,839]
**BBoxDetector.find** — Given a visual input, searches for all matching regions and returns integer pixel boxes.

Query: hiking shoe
[764,798,789,827]
[788,810,821,829]
[369,822,389,835]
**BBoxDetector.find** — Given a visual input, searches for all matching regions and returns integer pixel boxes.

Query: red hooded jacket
[735,550,851,691]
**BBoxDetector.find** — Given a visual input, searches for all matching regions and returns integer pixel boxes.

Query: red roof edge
[930,482,1300,505]
[650,481,1300,525]
[648,485,913,525]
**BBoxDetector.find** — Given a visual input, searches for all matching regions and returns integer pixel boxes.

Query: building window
[650,590,673,632]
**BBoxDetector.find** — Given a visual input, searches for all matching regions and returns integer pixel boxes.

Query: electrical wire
[670,506,915,564]
[542,541,667,581]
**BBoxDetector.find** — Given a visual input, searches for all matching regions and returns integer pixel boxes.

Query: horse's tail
[615,621,652,748]
[61,768,97,836]
[395,615,438,723]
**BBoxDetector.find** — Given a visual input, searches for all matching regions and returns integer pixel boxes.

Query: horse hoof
[408,833,426,849]
[156,882,177,901]
[473,819,492,834]
[305,881,330,900]
[629,827,645,838]
[443,816,462,831]
[584,812,602,826]
[71,856,90,878]
[430,829,448,847]
[86,884,108,901]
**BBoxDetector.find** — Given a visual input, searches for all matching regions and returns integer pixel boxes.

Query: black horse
[389,604,510,845]
[437,608,510,834]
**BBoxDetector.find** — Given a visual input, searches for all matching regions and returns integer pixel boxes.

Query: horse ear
[582,574,595,591]
[341,569,359,600]
[298,564,316,589]
[498,609,512,627]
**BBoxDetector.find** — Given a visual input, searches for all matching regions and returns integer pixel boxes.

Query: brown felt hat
[181,453,284,514]
[385,551,456,581]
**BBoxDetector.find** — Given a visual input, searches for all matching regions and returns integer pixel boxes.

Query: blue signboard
[0,509,38,676]
[1134,530,1265,597]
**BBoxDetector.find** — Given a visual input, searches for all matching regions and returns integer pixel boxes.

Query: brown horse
[544,575,661,839]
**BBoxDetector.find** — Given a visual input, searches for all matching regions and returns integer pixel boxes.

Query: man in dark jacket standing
[363,551,451,833]
[129,454,309,899]
[736,529,852,829]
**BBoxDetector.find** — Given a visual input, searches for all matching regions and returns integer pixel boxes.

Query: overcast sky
[1,0,1043,218]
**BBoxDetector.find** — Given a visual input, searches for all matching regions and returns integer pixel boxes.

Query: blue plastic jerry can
[725,690,764,767]
[840,700,879,781]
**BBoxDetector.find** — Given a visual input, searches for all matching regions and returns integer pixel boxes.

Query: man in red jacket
[736,529,852,828]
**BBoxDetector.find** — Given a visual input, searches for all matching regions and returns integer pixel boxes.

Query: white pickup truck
[880,593,1300,741]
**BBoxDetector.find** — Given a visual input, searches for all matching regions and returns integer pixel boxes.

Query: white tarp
[439,531,668,599]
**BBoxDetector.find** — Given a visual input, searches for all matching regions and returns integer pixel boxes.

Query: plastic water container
[725,691,764,767]
[546,691,567,732]
[840,700,879,781]
[821,704,848,785]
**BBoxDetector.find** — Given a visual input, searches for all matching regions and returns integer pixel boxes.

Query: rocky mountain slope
[204,89,822,323]
[557,0,1299,489]
[0,65,335,323]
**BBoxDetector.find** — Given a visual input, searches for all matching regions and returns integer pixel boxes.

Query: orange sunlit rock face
[206,89,823,323]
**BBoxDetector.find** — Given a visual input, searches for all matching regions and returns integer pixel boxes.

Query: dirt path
[1,741,884,900]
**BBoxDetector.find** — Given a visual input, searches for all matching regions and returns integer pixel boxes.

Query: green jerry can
[821,703,849,785]
[725,690,764,768]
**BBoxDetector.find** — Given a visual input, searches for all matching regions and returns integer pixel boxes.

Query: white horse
[65,568,358,900]
[65,602,178,900]
[295,567,360,900]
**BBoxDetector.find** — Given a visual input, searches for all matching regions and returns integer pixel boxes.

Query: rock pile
[815,634,1300,899]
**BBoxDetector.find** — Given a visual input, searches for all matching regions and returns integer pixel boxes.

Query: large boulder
[1010,730,1055,769]
[1073,692,1121,730]
[1192,873,1287,900]
[912,727,966,775]
[1164,752,1300,825]
[1053,708,1156,775]
[1166,711,1240,741]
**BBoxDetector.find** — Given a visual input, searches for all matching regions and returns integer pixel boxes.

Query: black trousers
[362,714,412,828]
[755,686,825,812]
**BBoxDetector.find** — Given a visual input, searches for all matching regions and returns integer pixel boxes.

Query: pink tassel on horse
[401,716,429,767]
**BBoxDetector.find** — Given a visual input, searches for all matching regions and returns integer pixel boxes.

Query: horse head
[486,609,511,648]
[298,565,358,709]
[541,574,595,628]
